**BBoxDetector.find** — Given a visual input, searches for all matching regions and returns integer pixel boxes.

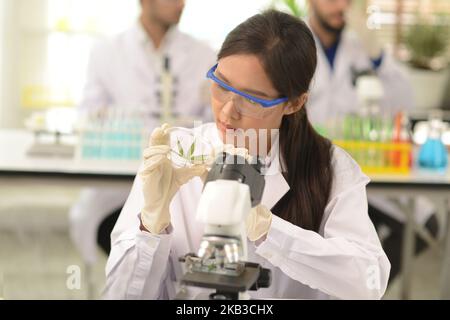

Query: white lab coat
[307,29,435,226]
[103,123,390,300]
[79,22,216,119]
[69,22,217,265]
[307,29,414,126]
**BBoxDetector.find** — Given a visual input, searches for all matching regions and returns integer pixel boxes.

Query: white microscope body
[178,152,271,300]
[196,179,251,264]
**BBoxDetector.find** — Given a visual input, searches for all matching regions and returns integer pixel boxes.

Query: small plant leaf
[177,138,184,157]
[188,139,196,158]
[190,155,207,163]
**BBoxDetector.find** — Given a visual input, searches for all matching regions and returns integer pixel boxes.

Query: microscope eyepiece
[204,152,266,207]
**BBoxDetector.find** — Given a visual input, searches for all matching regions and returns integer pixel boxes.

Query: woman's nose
[221,98,241,120]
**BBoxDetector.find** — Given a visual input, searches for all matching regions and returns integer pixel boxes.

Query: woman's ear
[283,93,308,116]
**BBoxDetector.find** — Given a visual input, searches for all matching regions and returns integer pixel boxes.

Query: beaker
[418,112,448,170]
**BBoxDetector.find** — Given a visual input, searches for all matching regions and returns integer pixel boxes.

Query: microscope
[178,152,272,300]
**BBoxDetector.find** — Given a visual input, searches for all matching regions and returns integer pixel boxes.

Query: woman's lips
[218,121,235,133]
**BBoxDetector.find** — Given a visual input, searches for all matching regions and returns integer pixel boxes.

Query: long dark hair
[218,9,332,232]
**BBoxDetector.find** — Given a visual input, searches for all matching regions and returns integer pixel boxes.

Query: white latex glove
[346,2,382,59]
[246,205,273,242]
[140,124,208,234]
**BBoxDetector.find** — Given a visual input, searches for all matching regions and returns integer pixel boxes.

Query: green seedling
[173,138,209,165]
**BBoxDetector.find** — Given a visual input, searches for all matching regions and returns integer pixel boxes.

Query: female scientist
[103,10,390,300]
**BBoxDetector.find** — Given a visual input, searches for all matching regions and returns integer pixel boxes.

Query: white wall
[0,0,3,125]
[179,0,273,50]
[0,0,5,128]
[0,0,290,129]
[0,0,140,129]
[0,0,23,129]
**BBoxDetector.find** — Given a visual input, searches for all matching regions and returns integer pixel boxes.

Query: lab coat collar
[308,23,354,80]
[133,20,181,53]
[203,123,290,210]
[126,21,182,84]
[260,131,290,210]
[306,18,351,49]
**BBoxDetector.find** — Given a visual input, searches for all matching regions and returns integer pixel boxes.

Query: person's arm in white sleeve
[253,164,390,300]
[351,39,414,113]
[103,124,207,300]
[102,168,175,300]
[351,43,414,119]
[103,223,174,300]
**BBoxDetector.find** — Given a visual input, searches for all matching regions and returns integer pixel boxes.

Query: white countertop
[369,169,450,185]
[0,129,141,177]
[1,129,449,184]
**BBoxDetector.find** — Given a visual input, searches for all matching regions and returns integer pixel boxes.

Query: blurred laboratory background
[0,0,450,300]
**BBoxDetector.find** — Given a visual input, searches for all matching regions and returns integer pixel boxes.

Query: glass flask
[418,112,448,170]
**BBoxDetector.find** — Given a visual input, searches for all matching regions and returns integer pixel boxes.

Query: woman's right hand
[139,124,207,234]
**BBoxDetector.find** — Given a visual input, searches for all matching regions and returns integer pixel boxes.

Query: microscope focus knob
[249,266,272,291]
[257,268,272,289]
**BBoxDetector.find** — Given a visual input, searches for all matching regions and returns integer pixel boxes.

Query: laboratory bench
[0,129,139,188]
[1,128,450,300]
[367,171,450,300]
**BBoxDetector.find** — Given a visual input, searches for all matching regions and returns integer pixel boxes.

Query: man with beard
[306,0,439,286]
[306,0,413,125]
[69,0,216,280]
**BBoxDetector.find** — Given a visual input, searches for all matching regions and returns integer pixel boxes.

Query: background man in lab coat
[69,0,216,270]
[306,0,439,283]
[306,0,413,126]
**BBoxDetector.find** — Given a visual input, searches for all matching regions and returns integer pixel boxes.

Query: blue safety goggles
[206,64,289,108]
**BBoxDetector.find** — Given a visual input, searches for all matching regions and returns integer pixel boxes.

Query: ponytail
[272,108,332,232]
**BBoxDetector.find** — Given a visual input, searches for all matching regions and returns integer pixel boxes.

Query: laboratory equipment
[154,56,200,128]
[335,111,412,175]
[77,108,148,161]
[25,108,77,158]
[334,111,413,175]
[150,56,176,124]
[356,75,384,167]
[418,111,448,170]
[178,152,271,300]
[159,56,176,125]
[391,111,412,168]
[331,74,414,175]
